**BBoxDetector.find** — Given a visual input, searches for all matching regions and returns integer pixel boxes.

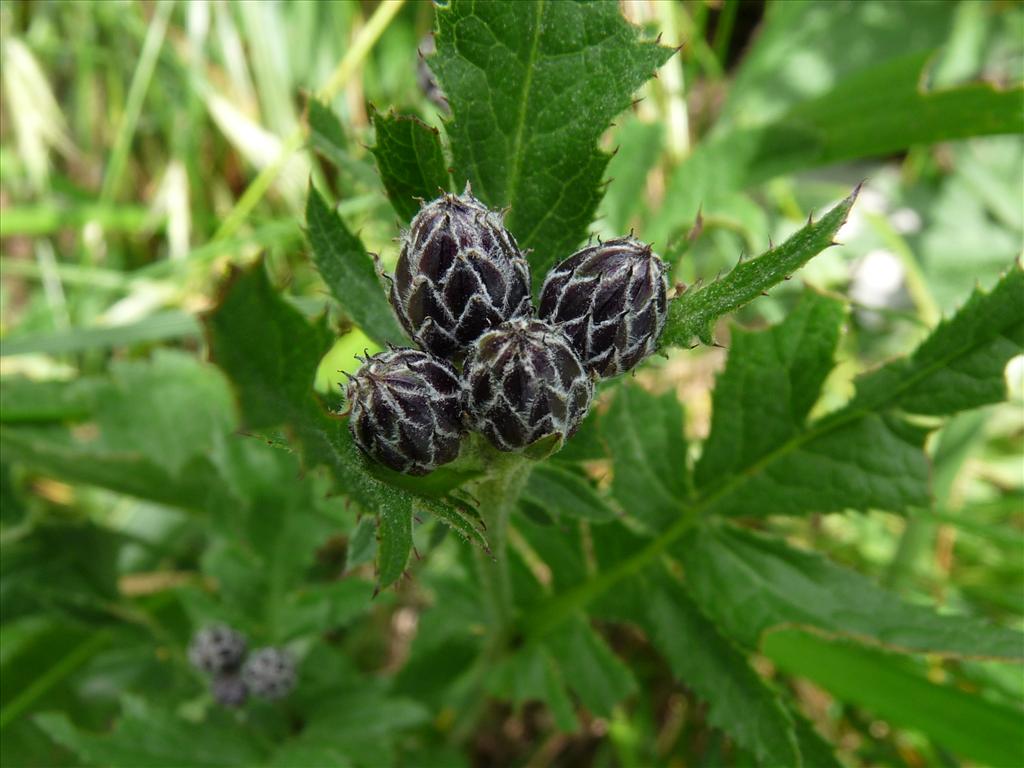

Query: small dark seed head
[188,624,247,676]
[211,675,248,708]
[241,647,296,701]
[538,236,668,378]
[345,348,465,475]
[390,189,532,360]
[463,318,594,452]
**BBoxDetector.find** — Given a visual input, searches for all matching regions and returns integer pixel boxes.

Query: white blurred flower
[1006,355,1024,402]
[850,249,906,328]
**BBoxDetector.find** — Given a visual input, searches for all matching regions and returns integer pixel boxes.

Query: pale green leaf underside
[431,0,673,288]
[764,630,1024,767]
[682,525,1024,660]
[649,49,1024,243]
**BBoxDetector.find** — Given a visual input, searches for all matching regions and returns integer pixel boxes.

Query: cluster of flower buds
[345,188,668,474]
[188,625,296,707]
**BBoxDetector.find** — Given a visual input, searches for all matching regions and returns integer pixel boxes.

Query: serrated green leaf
[695,290,932,518]
[716,293,846,477]
[277,579,374,641]
[855,265,1024,415]
[681,525,1024,660]
[521,463,617,522]
[98,351,236,477]
[708,411,931,518]
[645,581,800,767]
[206,263,332,429]
[35,697,262,767]
[602,384,689,529]
[764,630,1024,768]
[542,617,637,717]
[419,497,489,553]
[205,261,425,588]
[791,712,845,768]
[307,98,348,167]
[660,190,857,348]
[369,109,451,222]
[376,502,413,588]
[696,291,844,488]
[431,0,674,287]
[304,186,406,347]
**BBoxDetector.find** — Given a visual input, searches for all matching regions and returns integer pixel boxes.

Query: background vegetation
[1,1,1022,767]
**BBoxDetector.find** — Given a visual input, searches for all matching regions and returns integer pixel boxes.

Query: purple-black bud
[346,348,465,475]
[463,318,593,453]
[539,237,668,378]
[390,189,532,360]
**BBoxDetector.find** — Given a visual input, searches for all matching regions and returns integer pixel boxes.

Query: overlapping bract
[346,348,465,475]
[540,237,668,378]
[464,319,593,452]
[389,189,531,360]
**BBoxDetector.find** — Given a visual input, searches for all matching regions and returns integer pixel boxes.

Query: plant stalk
[471,453,532,647]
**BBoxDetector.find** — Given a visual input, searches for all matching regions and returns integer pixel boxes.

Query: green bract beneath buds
[539,236,668,378]
[346,348,465,476]
[464,318,593,453]
[389,188,532,360]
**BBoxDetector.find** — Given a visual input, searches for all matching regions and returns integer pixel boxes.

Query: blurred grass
[0,2,1021,767]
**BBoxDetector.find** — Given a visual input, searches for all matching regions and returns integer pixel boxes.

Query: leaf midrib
[504,0,545,216]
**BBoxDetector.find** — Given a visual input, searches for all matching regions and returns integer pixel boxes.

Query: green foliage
[3,1,1023,767]
[305,185,407,347]
[369,109,451,222]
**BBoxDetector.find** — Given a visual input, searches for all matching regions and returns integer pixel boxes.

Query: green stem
[471,453,532,645]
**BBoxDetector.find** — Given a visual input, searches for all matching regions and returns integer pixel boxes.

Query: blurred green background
[1,1,1022,766]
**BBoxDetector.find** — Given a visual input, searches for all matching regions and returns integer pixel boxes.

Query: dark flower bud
[346,348,464,475]
[464,319,593,453]
[241,647,296,700]
[211,675,248,708]
[390,188,532,360]
[538,236,668,378]
[188,624,247,676]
